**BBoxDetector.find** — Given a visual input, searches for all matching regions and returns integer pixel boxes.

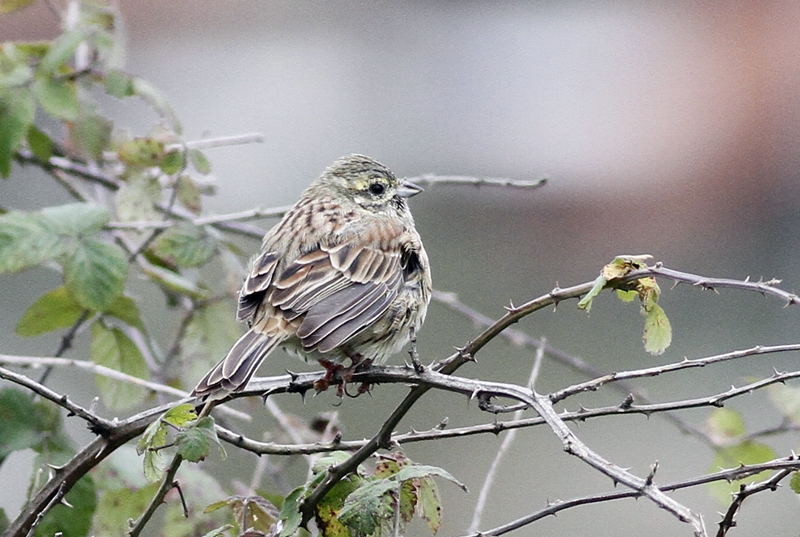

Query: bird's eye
[368,183,385,195]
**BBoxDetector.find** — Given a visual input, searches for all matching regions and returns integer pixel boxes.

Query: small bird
[192,155,431,401]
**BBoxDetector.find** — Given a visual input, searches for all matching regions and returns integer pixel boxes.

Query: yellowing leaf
[706,408,746,444]
[642,302,672,355]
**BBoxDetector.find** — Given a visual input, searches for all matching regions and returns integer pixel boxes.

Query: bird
[192,154,431,401]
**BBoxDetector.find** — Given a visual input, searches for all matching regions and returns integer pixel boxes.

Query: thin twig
[716,469,793,537]
[411,174,547,190]
[0,355,250,422]
[468,341,545,533]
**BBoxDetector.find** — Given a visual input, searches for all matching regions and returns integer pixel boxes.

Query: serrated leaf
[417,476,443,534]
[132,77,181,133]
[642,302,672,355]
[26,125,53,162]
[0,0,36,14]
[104,294,146,333]
[137,419,167,483]
[175,426,210,463]
[707,408,746,443]
[0,211,66,272]
[104,69,135,98]
[394,464,468,492]
[577,274,606,312]
[16,286,85,336]
[160,148,184,175]
[70,111,112,161]
[0,87,34,177]
[40,202,110,235]
[318,475,363,537]
[176,174,202,214]
[31,76,80,121]
[151,223,217,268]
[163,403,198,427]
[38,29,85,74]
[230,496,279,534]
[65,237,128,311]
[34,474,96,537]
[790,472,800,494]
[91,321,148,410]
[313,451,353,474]
[278,487,305,537]
[115,174,162,222]
[708,441,777,504]
[189,148,211,174]
[117,137,164,167]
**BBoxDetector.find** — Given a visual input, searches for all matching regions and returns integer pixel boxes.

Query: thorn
[435,417,449,430]
[59,496,74,508]
[285,369,299,381]
[332,431,342,444]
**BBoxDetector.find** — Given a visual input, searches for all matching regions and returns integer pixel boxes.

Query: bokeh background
[2,1,800,535]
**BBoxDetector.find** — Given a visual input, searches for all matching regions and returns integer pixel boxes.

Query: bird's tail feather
[192,329,280,400]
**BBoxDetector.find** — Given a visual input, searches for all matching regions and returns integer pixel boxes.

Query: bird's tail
[192,329,281,400]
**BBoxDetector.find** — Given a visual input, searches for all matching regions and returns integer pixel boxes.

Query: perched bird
[192,155,431,401]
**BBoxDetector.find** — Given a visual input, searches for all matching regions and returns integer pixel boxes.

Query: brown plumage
[192,155,431,400]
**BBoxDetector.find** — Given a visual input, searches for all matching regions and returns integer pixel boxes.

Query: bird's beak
[397,180,423,198]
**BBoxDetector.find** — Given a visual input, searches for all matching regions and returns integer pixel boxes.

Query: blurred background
[2,1,800,535]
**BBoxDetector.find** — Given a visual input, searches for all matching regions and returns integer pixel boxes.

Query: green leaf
[394,464,468,491]
[318,475,363,537]
[131,77,182,133]
[140,260,208,299]
[175,427,210,463]
[104,294,147,333]
[70,111,112,161]
[26,125,53,162]
[175,416,227,464]
[40,202,110,235]
[115,173,162,222]
[577,274,606,312]
[0,45,34,87]
[163,404,198,427]
[417,476,443,534]
[189,148,211,174]
[0,87,35,177]
[0,388,42,463]
[65,237,128,311]
[91,321,149,410]
[117,137,165,167]
[151,223,217,268]
[34,474,96,537]
[38,29,85,74]
[0,507,8,533]
[790,472,800,494]
[279,487,305,537]
[31,76,80,121]
[93,482,160,537]
[708,441,777,504]
[767,383,800,424]
[16,286,85,336]
[642,302,672,355]
[616,289,637,302]
[160,148,184,175]
[137,416,168,482]
[104,69,135,98]
[176,174,202,214]
[0,0,36,14]
[706,408,746,442]
[0,211,66,272]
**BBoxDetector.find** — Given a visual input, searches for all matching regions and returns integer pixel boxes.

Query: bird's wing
[269,235,405,353]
